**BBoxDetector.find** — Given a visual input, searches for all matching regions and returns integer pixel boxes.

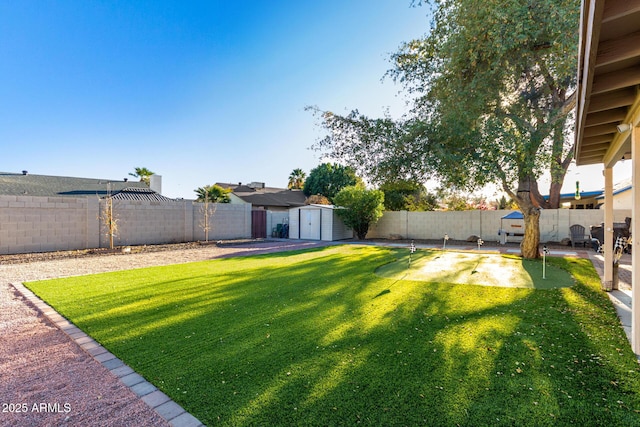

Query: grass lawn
[376,250,575,289]
[26,245,640,426]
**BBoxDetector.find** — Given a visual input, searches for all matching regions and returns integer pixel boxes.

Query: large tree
[313,0,579,258]
[379,179,437,211]
[303,163,359,202]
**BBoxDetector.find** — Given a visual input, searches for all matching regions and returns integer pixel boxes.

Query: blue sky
[0,1,628,200]
[0,1,432,198]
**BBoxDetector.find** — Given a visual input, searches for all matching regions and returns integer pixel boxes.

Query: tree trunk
[520,205,541,259]
[545,181,563,209]
[510,178,541,259]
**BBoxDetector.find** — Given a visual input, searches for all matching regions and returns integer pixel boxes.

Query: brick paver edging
[10,282,205,427]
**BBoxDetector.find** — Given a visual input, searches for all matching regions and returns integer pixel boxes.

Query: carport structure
[575,0,640,353]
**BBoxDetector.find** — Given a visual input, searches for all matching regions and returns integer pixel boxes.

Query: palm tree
[288,168,306,190]
[194,185,231,203]
[129,167,155,185]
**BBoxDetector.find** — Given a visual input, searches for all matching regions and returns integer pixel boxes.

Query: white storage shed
[288,205,354,241]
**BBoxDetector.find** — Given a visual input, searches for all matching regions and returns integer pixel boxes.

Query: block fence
[0,195,251,255]
[367,209,632,243]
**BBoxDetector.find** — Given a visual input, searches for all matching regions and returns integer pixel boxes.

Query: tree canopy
[288,168,306,190]
[312,0,579,258]
[195,184,231,203]
[379,179,437,211]
[302,163,360,202]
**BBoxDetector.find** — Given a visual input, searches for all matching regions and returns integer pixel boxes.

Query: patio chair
[570,224,590,248]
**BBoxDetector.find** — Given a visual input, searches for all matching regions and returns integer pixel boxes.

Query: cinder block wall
[0,195,252,254]
[191,202,252,241]
[99,200,192,247]
[0,195,98,254]
[368,209,632,243]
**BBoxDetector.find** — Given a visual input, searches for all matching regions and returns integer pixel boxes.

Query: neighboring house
[543,178,632,210]
[595,178,632,210]
[552,190,603,209]
[216,181,306,212]
[0,171,164,199]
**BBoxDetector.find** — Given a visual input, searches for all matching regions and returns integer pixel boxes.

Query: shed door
[300,209,321,240]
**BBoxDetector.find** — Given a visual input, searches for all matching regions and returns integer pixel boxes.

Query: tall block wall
[0,196,99,254]
[0,195,251,254]
[99,200,194,247]
[368,209,632,243]
[191,203,252,241]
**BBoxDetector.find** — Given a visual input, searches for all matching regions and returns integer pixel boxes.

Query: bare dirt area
[0,239,330,427]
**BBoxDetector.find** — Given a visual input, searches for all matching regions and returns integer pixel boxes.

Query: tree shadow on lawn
[25,247,640,426]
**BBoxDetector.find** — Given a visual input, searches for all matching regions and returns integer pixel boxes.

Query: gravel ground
[0,240,331,427]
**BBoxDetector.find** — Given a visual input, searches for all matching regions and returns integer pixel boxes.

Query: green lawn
[26,245,640,426]
[377,250,575,289]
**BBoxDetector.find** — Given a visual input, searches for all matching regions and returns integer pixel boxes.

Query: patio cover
[574,0,640,353]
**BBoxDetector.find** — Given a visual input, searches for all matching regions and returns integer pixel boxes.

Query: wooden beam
[602,0,640,23]
[591,66,640,94]
[584,108,629,126]
[575,0,606,160]
[582,134,613,145]
[580,142,610,153]
[604,90,640,167]
[583,123,618,137]
[595,31,640,68]
[578,150,607,161]
[588,88,636,112]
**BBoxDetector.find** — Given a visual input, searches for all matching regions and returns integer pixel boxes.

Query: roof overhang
[574,0,640,167]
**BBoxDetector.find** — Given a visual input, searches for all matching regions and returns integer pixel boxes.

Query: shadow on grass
[25,246,640,426]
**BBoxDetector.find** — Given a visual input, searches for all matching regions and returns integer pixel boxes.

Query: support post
[632,124,640,354]
[603,167,614,289]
